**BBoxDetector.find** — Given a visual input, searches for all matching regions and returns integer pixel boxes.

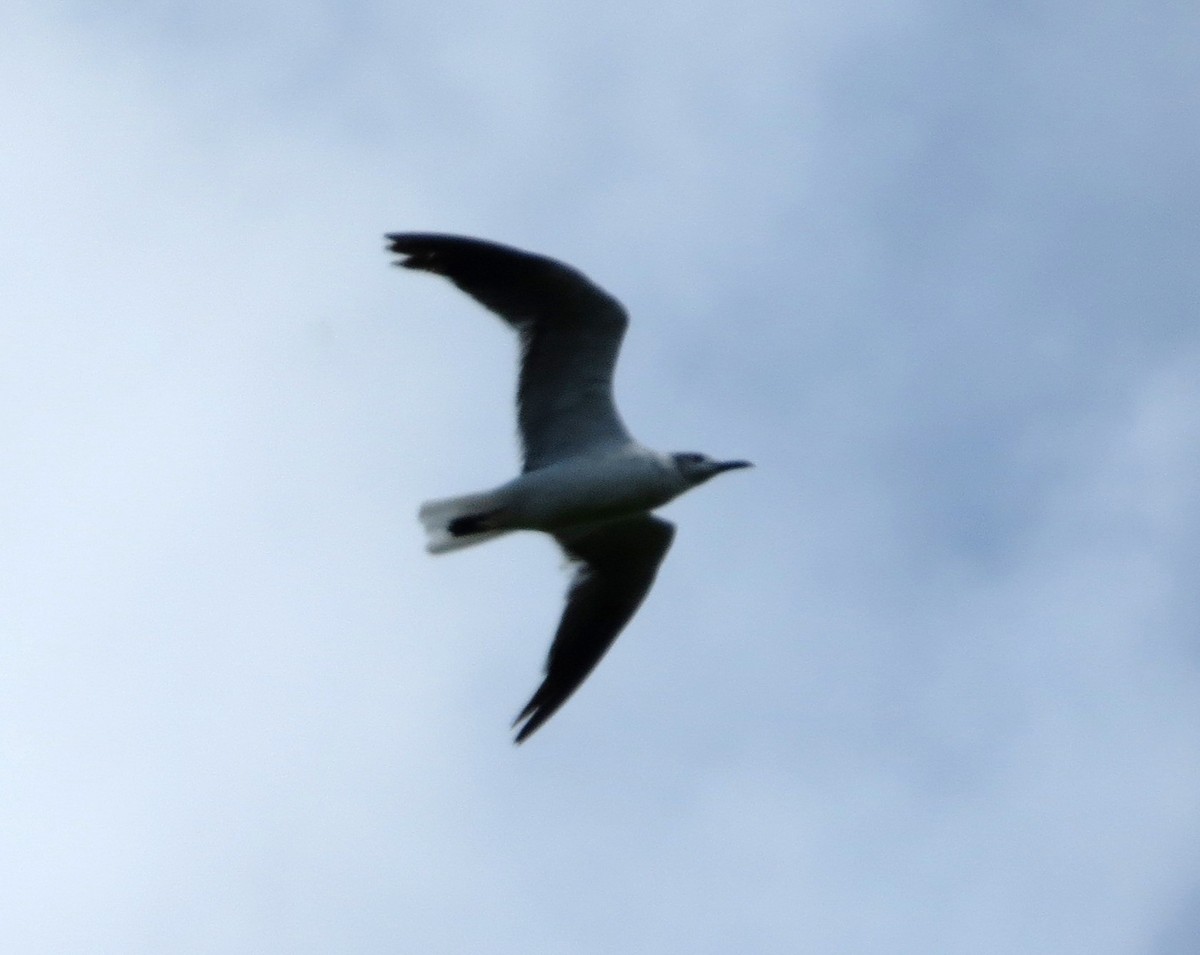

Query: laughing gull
[387,233,751,742]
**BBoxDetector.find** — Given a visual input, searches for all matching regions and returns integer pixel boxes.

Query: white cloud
[2,0,1198,952]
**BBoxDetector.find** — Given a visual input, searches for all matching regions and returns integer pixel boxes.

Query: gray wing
[387,233,633,471]
[512,515,675,743]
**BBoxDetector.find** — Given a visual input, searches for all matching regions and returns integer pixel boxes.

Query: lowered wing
[513,515,675,743]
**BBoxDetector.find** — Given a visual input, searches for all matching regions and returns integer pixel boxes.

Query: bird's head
[670,452,754,487]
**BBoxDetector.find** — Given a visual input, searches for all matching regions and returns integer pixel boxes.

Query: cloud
[2,0,1198,952]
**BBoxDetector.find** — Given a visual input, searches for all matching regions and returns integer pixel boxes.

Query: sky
[3,0,1199,951]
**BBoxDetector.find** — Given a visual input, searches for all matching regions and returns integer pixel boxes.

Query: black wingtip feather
[512,701,552,745]
[511,692,543,744]
[385,234,437,270]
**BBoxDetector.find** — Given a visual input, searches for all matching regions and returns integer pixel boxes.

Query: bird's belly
[501,458,676,531]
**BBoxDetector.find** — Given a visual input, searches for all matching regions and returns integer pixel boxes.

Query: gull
[387,233,751,743]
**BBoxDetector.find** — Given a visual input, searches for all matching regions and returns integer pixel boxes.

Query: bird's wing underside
[512,515,676,743]
[387,233,633,471]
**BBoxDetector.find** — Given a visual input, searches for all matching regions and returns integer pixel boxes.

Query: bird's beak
[713,459,754,473]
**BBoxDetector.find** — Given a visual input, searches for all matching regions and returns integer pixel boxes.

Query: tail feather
[419,490,510,554]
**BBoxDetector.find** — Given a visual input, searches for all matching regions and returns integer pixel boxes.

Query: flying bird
[388,233,751,742]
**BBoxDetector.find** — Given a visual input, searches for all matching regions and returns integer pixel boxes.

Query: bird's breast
[499,451,681,531]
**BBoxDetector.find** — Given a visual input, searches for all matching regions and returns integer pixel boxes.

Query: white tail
[418,490,511,554]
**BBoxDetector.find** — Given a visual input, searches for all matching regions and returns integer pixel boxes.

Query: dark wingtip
[511,699,543,745]
[385,233,438,271]
[512,722,541,745]
[512,683,576,743]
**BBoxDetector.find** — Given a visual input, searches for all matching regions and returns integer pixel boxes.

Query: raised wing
[512,515,676,743]
[387,233,633,471]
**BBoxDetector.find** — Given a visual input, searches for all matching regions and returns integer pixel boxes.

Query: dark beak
[714,460,754,473]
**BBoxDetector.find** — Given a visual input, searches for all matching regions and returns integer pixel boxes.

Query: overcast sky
[4,1,1200,952]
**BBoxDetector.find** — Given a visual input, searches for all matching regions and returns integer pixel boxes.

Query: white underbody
[419,444,687,553]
